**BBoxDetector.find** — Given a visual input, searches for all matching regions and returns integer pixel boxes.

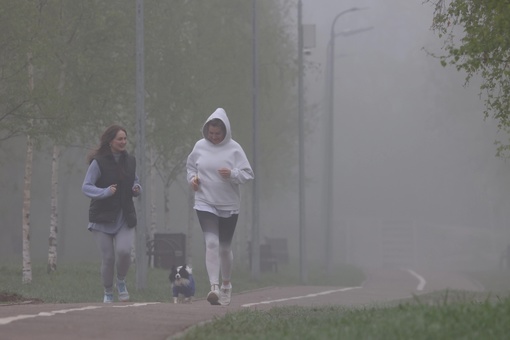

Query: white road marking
[406,269,426,291]
[0,302,160,326]
[112,302,160,308]
[0,306,100,326]
[241,286,362,308]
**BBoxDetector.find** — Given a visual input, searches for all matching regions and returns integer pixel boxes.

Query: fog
[297,0,510,271]
[1,0,510,274]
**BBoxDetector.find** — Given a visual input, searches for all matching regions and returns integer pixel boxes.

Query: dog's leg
[173,297,178,304]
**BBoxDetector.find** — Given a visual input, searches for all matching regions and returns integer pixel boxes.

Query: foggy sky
[2,0,510,272]
[291,0,510,270]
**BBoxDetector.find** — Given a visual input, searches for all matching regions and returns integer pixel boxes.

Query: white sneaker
[207,284,221,305]
[219,283,232,306]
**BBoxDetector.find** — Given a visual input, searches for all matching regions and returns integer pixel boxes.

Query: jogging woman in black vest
[82,125,141,303]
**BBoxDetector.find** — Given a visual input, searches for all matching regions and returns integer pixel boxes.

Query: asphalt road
[0,268,484,340]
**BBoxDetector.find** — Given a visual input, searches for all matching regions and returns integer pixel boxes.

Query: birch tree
[22,52,34,284]
[30,1,134,272]
[0,1,34,142]
[4,0,300,276]
[47,145,60,273]
[21,134,33,284]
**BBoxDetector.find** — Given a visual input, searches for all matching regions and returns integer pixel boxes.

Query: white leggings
[92,226,134,290]
[196,211,238,286]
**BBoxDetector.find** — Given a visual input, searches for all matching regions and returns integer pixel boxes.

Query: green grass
[179,270,510,340]
[0,260,365,304]
[181,297,510,340]
[3,263,510,339]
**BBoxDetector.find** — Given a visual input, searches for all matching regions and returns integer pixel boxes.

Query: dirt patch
[0,292,44,305]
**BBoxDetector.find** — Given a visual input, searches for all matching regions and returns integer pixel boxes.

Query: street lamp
[298,0,306,284]
[135,0,148,290]
[297,1,315,284]
[324,7,371,275]
[251,0,260,280]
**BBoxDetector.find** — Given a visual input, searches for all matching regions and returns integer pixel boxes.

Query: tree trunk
[22,51,34,284]
[22,134,34,284]
[47,145,60,273]
[187,188,194,266]
[164,183,171,230]
[149,147,157,239]
[145,147,157,267]
[47,59,66,273]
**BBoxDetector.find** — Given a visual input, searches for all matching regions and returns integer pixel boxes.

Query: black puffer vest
[88,152,137,228]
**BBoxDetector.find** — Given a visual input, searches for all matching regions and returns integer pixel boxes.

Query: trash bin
[150,233,186,269]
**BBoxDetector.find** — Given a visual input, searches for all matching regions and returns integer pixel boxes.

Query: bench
[146,233,186,269]
[264,237,289,264]
[248,241,278,272]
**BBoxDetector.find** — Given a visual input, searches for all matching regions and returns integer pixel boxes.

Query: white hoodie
[186,108,254,212]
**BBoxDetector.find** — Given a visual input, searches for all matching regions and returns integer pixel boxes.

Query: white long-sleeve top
[186,108,254,216]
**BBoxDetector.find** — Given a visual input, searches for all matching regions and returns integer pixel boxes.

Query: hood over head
[201,108,232,145]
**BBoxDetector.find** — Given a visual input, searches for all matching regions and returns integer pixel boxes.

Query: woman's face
[207,125,225,145]
[110,130,127,153]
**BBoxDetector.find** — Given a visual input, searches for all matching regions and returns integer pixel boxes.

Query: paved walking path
[0,268,484,340]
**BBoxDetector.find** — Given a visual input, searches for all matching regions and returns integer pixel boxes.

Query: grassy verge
[180,270,510,340]
[0,260,365,304]
[181,295,510,340]
[181,271,510,340]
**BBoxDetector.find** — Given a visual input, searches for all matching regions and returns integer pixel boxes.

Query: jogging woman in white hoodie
[186,108,254,305]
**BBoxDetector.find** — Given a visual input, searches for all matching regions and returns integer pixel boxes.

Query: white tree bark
[47,145,60,273]
[22,134,34,284]
[22,51,34,284]
[47,58,66,273]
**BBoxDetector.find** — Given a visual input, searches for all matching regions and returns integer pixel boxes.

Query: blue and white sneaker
[116,279,130,302]
[104,289,114,303]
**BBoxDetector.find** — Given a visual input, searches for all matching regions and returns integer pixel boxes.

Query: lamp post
[251,0,260,280]
[135,0,148,289]
[324,7,370,275]
[297,0,306,284]
[297,1,316,284]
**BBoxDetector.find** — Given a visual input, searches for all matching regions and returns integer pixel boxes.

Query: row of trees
[0,1,300,283]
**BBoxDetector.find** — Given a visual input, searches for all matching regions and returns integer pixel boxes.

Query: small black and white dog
[169,265,195,304]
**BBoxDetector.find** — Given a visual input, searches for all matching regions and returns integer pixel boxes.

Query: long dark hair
[87,125,127,164]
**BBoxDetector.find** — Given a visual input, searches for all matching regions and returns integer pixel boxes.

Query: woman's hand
[109,184,117,194]
[191,175,200,191]
[218,168,231,179]
[132,185,141,195]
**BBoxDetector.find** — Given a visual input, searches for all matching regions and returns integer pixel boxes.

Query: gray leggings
[92,226,134,289]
